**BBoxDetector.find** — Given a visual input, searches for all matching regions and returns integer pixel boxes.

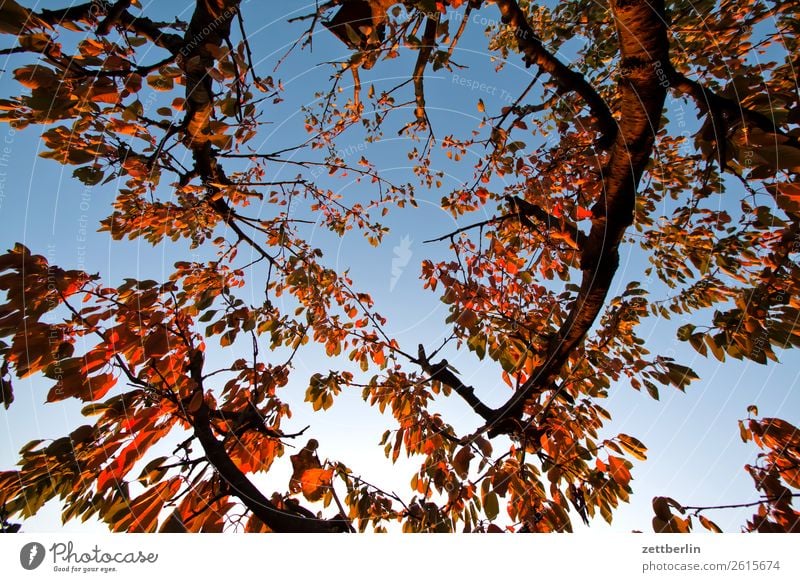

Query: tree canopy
[0,0,798,533]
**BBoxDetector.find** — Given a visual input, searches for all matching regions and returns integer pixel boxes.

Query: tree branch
[668,69,800,150]
[422,197,585,250]
[96,0,131,35]
[506,195,587,249]
[193,404,346,532]
[494,0,617,147]
[486,0,671,436]
[117,11,183,53]
[415,345,494,421]
[185,343,345,532]
[36,2,184,54]
[37,2,102,26]
[682,494,800,515]
[411,17,437,126]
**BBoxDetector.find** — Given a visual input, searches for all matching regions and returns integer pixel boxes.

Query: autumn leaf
[608,456,632,487]
[289,439,321,494]
[452,447,473,479]
[652,497,673,521]
[617,433,647,461]
[699,515,722,533]
[483,491,499,521]
[13,65,57,89]
[299,468,334,502]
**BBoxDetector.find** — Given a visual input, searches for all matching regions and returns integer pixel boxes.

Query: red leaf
[608,455,632,487]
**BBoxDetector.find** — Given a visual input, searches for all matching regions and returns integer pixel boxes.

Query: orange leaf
[608,455,631,487]
[113,478,181,532]
[81,372,116,401]
[80,349,109,375]
[300,468,333,502]
[96,430,159,492]
[289,439,321,493]
[699,515,722,533]
[774,182,800,201]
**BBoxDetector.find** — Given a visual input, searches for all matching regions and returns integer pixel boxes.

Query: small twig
[682,494,800,515]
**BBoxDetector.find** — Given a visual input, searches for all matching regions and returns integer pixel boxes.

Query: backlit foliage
[0,0,798,532]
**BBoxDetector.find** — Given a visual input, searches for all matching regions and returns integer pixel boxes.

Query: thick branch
[36,2,184,53]
[117,10,183,53]
[186,348,343,532]
[668,70,800,150]
[37,2,101,26]
[416,345,494,421]
[494,0,617,147]
[411,17,437,125]
[487,0,670,435]
[96,0,132,35]
[178,0,240,146]
[193,405,345,532]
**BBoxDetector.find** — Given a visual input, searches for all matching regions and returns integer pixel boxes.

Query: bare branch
[683,494,800,515]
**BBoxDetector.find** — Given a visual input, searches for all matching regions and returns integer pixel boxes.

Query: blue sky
[0,0,798,532]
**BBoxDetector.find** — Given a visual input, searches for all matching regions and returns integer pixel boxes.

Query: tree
[0,0,798,533]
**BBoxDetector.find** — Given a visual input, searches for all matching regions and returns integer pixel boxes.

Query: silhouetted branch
[486,0,671,436]
[411,17,437,126]
[415,345,495,421]
[494,0,617,147]
[683,494,800,515]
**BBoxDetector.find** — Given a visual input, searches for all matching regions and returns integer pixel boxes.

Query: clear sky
[0,0,798,533]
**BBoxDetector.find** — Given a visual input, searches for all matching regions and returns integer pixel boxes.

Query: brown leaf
[652,497,672,521]
[699,515,722,533]
[452,447,473,479]
[289,439,321,493]
[608,455,632,487]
